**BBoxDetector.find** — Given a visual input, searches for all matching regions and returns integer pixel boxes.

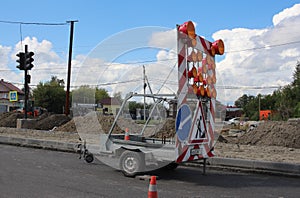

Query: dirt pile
[237,119,300,148]
[55,113,176,138]
[0,112,24,127]
[34,114,71,130]
[0,112,71,130]
[55,112,123,134]
[1,111,299,149]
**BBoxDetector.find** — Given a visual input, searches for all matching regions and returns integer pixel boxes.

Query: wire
[225,40,300,53]
[0,20,68,26]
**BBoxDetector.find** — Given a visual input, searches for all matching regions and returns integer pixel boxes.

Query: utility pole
[65,20,78,116]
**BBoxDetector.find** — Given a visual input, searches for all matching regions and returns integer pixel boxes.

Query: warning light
[188,66,197,78]
[178,21,196,39]
[211,39,224,56]
[187,51,197,62]
[194,72,203,83]
[196,51,203,62]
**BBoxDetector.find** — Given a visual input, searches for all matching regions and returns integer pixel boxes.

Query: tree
[72,86,110,104]
[33,76,65,114]
[95,88,110,102]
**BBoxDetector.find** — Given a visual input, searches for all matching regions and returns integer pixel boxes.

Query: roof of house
[99,97,120,105]
[0,79,24,94]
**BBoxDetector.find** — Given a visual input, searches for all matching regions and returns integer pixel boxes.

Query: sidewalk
[1,134,299,177]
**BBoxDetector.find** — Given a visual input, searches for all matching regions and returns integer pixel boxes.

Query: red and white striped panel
[175,31,216,163]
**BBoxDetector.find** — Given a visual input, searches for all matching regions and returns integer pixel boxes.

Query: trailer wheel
[119,150,144,177]
[85,153,94,163]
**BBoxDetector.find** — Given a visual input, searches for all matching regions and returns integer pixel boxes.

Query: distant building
[98,97,121,115]
[225,106,243,120]
[0,79,24,113]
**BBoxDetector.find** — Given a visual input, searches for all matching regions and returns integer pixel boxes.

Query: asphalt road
[0,144,299,198]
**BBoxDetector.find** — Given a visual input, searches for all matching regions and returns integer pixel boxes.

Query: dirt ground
[0,112,299,164]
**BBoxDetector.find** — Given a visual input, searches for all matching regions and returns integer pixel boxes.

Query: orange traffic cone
[124,128,130,140]
[148,176,158,198]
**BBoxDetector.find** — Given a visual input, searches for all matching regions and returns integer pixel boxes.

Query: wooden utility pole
[65,20,78,116]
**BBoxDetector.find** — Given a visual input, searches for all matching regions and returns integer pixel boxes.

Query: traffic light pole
[24,45,28,119]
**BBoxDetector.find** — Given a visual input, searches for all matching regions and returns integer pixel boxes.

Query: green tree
[95,88,110,102]
[72,86,109,104]
[33,76,65,113]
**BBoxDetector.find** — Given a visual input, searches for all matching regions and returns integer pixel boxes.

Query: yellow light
[178,21,196,39]
[188,66,197,78]
[187,51,197,62]
[211,39,225,55]
[196,51,203,62]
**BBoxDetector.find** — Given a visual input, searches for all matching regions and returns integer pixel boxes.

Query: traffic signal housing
[25,51,34,70]
[16,52,25,70]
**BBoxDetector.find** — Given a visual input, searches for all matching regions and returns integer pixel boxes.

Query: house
[225,105,243,120]
[98,97,121,115]
[0,79,24,113]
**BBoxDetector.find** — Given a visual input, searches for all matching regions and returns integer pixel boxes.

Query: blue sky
[1,0,300,104]
[1,0,298,55]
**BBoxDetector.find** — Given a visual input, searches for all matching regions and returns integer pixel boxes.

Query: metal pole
[143,65,146,121]
[258,95,261,120]
[24,45,28,119]
[65,20,78,116]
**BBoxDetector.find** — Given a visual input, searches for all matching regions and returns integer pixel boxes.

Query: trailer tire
[119,150,145,177]
[85,153,94,163]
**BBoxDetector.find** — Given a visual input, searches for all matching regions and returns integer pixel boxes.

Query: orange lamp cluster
[188,52,217,98]
[178,21,223,99]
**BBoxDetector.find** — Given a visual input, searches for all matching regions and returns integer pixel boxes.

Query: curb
[185,157,300,177]
[0,136,77,152]
[1,136,299,176]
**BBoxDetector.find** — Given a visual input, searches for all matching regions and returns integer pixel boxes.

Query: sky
[1,0,300,105]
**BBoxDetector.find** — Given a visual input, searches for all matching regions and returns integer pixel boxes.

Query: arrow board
[176,104,192,142]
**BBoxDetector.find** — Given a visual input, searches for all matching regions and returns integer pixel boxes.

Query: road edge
[1,136,299,177]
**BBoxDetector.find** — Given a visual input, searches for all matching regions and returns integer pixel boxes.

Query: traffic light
[16,52,25,70]
[25,51,34,70]
[26,74,31,84]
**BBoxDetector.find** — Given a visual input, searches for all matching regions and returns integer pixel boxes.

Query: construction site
[0,111,299,164]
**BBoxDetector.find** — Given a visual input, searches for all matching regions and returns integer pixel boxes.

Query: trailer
[78,20,225,177]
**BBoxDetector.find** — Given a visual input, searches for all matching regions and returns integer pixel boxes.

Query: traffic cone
[124,128,130,140]
[148,176,158,198]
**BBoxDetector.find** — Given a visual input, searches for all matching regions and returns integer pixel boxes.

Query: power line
[216,85,281,89]
[0,20,67,26]
[225,40,300,53]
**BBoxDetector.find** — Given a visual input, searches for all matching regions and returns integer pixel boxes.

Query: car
[224,117,241,126]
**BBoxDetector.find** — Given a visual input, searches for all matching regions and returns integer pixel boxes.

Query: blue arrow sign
[176,104,192,142]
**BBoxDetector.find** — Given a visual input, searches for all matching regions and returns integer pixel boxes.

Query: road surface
[0,144,299,198]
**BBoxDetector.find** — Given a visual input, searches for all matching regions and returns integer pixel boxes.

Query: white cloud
[212,4,300,105]
[149,29,176,50]
[273,4,300,26]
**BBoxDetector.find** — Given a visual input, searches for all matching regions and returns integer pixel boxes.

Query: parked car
[224,117,241,126]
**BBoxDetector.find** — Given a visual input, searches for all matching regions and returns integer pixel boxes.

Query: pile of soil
[237,119,300,148]
[1,111,299,149]
[0,112,71,131]
[55,112,123,134]
[34,114,71,130]
[0,112,24,127]
[55,112,176,138]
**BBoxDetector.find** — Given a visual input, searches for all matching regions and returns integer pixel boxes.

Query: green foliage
[234,61,300,120]
[72,86,110,104]
[33,76,65,114]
